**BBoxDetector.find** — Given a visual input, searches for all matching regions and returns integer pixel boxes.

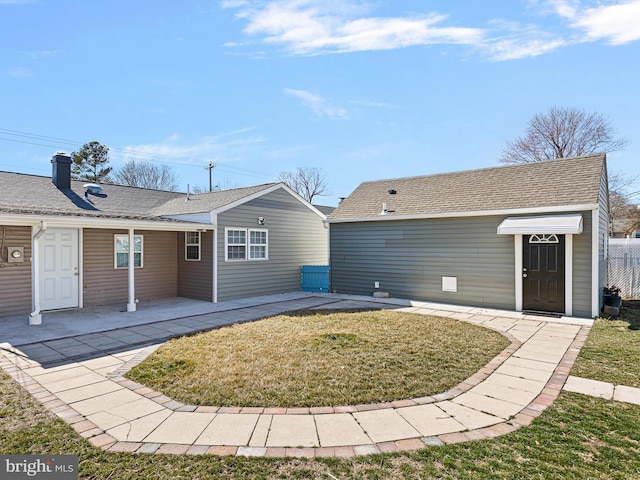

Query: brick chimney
[51,152,72,189]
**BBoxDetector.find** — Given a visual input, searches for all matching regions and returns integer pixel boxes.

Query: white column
[127,228,136,312]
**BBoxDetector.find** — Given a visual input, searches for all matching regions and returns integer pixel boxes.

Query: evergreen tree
[71,141,112,182]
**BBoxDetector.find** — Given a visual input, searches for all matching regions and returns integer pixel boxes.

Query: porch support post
[127,228,136,312]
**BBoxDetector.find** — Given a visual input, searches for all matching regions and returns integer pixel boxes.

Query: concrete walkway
[0,293,596,457]
[564,376,640,405]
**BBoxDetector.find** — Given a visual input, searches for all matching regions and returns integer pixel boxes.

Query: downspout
[29,221,47,325]
[127,228,136,312]
[324,219,331,292]
[211,212,218,303]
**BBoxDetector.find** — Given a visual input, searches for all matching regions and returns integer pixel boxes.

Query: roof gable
[0,173,325,223]
[154,182,326,219]
[151,183,279,216]
[330,154,606,220]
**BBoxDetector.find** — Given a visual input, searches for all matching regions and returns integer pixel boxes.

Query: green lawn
[1,370,638,479]
[2,308,640,479]
[126,310,509,407]
[571,300,640,388]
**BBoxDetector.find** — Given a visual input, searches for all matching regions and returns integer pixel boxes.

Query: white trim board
[328,204,598,224]
[591,209,599,318]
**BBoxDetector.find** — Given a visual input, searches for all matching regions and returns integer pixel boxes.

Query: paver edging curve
[0,309,591,458]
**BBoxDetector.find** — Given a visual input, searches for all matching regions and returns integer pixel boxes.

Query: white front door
[39,228,79,310]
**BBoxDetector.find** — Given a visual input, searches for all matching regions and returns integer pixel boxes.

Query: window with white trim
[185,231,201,261]
[529,234,559,244]
[114,234,143,268]
[225,228,268,261]
[249,229,267,259]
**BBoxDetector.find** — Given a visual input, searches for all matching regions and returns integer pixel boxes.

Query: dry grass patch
[127,309,509,407]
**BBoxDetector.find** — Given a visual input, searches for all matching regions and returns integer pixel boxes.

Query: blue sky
[1,0,639,206]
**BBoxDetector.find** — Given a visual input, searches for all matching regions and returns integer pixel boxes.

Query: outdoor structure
[0,154,327,324]
[611,217,639,238]
[328,154,609,318]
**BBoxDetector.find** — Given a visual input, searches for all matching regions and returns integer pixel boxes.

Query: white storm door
[39,228,79,310]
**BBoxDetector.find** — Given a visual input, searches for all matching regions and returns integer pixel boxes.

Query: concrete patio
[0,293,602,457]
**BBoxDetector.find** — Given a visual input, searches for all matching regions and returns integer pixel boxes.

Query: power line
[0,127,278,182]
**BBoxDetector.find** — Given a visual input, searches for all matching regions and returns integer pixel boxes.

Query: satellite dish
[83,183,103,194]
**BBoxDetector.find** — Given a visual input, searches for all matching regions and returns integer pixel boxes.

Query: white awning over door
[497,214,583,235]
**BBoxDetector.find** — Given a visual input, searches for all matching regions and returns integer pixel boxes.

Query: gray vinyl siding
[178,230,213,302]
[216,188,327,302]
[83,229,178,306]
[572,211,593,317]
[598,165,610,310]
[330,216,515,309]
[0,225,32,316]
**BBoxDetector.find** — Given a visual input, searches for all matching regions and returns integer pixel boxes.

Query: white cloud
[223,0,640,61]
[570,0,640,45]
[483,21,567,61]
[119,129,266,166]
[283,88,349,119]
[545,0,580,18]
[487,37,566,61]
[225,0,485,55]
[8,67,32,78]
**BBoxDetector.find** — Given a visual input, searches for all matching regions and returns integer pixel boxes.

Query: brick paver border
[0,296,593,458]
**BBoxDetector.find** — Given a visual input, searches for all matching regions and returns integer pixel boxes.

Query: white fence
[609,238,640,299]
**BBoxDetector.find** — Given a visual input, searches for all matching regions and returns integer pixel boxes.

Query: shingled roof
[0,171,284,223]
[152,183,279,216]
[0,172,184,221]
[330,154,606,221]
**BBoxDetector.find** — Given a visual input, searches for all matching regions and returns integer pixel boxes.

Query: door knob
[523,273,528,277]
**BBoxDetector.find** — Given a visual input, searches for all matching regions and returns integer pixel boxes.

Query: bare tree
[111,159,180,191]
[608,171,640,236]
[499,106,628,164]
[277,166,329,203]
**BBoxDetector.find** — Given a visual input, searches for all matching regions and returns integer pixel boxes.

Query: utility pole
[204,163,216,192]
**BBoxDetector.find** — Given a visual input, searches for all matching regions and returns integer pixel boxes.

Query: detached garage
[328,154,609,318]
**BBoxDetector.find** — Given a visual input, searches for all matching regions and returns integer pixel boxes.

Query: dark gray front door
[523,234,565,314]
